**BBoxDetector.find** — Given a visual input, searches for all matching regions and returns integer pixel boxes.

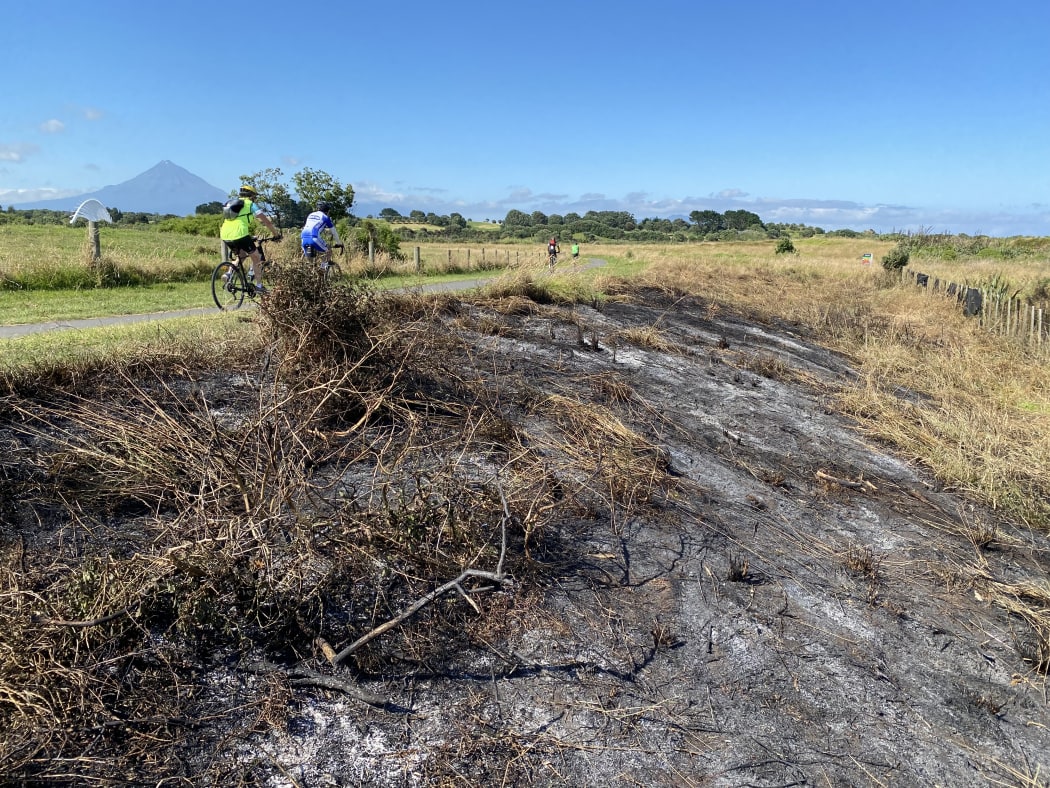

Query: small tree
[291,167,355,221]
[351,219,402,259]
[881,243,910,270]
[775,237,796,255]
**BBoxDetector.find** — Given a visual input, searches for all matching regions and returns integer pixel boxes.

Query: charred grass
[0,266,678,784]
[637,245,1050,712]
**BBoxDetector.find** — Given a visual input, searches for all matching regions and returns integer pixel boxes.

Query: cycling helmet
[316,200,332,214]
[238,184,258,198]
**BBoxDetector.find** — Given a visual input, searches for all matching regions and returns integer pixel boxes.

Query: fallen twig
[42,608,131,628]
[816,469,877,492]
[245,660,401,711]
[332,474,513,665]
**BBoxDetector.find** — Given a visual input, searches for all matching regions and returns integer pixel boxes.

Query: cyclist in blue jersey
[301,201,343,263]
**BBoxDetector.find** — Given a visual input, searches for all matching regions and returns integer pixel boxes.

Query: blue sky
[2,1,1048,235]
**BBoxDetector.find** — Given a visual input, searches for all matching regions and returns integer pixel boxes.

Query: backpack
[222,198,245,220]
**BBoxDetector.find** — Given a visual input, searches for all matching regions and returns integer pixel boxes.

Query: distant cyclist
[219,184,280,292]
[571,241,580,261]
[300,200,343,265]
[547,236,560,267]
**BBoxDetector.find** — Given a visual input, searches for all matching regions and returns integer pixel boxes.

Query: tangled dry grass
[0,264,677,784]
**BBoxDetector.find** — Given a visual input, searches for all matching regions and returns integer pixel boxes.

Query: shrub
[155,215,222,236]
[881,244,910,270]
[775,237,796,255]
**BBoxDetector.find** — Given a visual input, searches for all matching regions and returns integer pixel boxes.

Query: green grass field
[0,223,217,278]
[0,230,627,324]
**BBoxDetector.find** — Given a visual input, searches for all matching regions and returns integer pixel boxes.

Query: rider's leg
[248,249,264,282]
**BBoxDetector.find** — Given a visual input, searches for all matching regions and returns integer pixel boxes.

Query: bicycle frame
[303,243,345,282]
[211,236,276,310]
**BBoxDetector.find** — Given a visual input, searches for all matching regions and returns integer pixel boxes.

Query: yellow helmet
[238,184,258,198]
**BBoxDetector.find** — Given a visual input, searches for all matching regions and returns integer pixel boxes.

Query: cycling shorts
[302,238,329,255]
[225,236,258,255]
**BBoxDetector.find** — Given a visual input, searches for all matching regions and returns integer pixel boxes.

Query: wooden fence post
[88,221,101,262]
[414,246,421,272]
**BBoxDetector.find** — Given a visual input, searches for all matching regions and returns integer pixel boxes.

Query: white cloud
[83,107,104,121]
[0,143,39,162]
[39,119,65,134]
[0,186,83,204]
[714,188,749,200]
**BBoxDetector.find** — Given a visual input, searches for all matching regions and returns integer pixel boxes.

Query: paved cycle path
[0,258,607,339]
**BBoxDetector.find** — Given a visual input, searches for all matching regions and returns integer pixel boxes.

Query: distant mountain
[12,161,228,216]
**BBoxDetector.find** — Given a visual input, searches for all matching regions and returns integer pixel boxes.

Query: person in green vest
[571,241,580,262]
[220,184,281,292]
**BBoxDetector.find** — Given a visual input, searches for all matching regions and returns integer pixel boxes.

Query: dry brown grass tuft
[615,325,688,355]
[538,395,674,513]
[587,372,635,404]
[740,351,792,380]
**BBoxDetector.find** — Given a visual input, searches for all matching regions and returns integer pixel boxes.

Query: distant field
[388,222,444,232]
[390,221,500,233]
[0,224,218,278]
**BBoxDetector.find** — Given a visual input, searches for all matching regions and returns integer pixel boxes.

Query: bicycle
[211,236,279,311]
[303,243,345,282]
[548,251,558,271]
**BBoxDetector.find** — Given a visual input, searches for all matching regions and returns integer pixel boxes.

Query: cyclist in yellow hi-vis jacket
[220,184,280,292]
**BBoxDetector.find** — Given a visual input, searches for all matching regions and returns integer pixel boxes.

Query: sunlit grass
[0,223,218,284]
[0,311,260,375]
[0,281,215,324]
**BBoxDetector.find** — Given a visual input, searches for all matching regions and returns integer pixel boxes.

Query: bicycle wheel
[212,262,246,310]
[323,261,343,283]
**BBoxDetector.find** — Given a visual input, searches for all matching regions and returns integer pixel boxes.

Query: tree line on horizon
[1,200,874,245]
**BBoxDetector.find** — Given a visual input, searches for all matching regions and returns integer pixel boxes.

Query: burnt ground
[3,284,1050,786]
